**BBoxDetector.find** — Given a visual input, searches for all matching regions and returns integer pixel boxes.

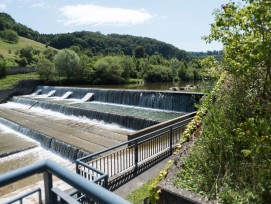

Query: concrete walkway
[113,155,174,198]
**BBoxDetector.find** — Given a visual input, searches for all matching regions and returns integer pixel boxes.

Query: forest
[0,12,217,84]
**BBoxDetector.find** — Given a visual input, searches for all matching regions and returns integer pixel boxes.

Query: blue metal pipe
[0,160,130,204]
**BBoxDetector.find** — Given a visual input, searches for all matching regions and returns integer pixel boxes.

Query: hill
[0,36,47,58]
[0,12,190,61]
[0,36,54,66]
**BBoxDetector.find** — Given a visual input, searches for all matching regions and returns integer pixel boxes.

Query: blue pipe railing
[3,188,42,204]
[0,159,130,204]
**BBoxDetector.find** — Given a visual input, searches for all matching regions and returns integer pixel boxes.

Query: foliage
[0,29,19,43]
[189,50,223,60]
[54,49,80,80]
[148,160,173,204]
[0,13,191,61]
[43,48,57,61]
[0,36,52,66]
[0,58,7,77]
[17,46,37,66]
[36,56,55,81]
[133,45,146,58]
[92,56,135,84]
[176,1,271,203]
[126,160,174,204]
[144,65,173,82]
[126,175,159,204]
[200,56,221,79]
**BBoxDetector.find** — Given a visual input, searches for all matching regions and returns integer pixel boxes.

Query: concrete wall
[128,112,196,140]
[0,80,41,103]
[7,67,36,75]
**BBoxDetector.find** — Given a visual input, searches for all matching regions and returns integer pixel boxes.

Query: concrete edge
[128,112,196,140]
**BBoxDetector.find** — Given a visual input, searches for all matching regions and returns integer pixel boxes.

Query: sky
[0,0,230,52]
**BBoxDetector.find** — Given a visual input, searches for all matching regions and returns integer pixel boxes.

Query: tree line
[35,47,209,84]
[0,12,189,61]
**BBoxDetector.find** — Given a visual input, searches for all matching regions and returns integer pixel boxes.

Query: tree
[17,46,37,65]
[54,49,80,80]
[0,29,19,43]
[204,0,271,93]
[93,56,127,84]
[177,1,271,203]
[133,46,146,58]
[36,56,55,81]
[0,59,7,77]
[43,48,57,61]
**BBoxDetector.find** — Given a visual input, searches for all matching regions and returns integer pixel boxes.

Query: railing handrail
[0,159,130,204]
[77,117,193,163]
[3,188,41,204]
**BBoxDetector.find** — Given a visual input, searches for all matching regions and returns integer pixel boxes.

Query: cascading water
[3,86,202,160]
[11,97,159,130]
[36,86,202,112]
[0,117,90,160]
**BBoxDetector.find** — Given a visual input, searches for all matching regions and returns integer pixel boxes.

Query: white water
[0,121,72,174]
[0,102,135,133]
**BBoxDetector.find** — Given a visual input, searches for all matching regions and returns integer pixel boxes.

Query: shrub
[0,59,7,77]
[0,29,19,43]
[36,56,55,81]
[144,65,173,82]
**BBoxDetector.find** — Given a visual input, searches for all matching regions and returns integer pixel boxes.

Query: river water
[70,80,213,91]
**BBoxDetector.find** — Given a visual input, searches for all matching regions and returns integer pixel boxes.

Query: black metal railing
[76,117,193,190]
[0,159,130,204]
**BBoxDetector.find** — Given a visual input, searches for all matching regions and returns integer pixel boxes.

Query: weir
[0,117,89,160]
[34,86,202,112]
[0,86,203,160]
[0,86,203,203]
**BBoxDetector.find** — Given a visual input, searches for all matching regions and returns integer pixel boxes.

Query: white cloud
[59,4,152,26]
[31,2,46,8]
[0,3,7,9]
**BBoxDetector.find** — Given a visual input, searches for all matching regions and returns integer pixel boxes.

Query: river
[69,80,213,91]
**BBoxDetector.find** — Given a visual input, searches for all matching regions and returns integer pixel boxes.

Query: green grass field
[0,36,48,59]
[0,73,39,90]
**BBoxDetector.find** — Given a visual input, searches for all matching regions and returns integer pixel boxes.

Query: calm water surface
[70,81,213,91]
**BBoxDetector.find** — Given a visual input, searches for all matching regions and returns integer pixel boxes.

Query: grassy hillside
[0,36,47,58]
[0,73,39,89]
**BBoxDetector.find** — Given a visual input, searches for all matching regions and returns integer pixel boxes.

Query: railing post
[104,174,109,189]
[170,126,173,155]
[38,188,42,204]
[134,140,138,175]
[44,171,57,204]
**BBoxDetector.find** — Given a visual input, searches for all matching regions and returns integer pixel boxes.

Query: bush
[0,29,19,43]
[93,56,135,84]
[144,65,173,82]
[36,56,55,81]
[93,56,125,84]
[0,59,7,77]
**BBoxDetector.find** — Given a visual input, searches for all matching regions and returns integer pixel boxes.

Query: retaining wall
[0,80,41,103]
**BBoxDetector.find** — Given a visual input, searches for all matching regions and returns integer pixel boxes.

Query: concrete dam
[0,86,202,161]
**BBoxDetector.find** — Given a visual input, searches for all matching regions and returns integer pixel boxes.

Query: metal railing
[0,159,130,204]
[76,116,193,190]
[3,188,42,204]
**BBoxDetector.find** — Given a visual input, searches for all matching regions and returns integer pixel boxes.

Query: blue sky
[0,0,229,51]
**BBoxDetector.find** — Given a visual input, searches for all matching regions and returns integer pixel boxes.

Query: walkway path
[113,155,174,198]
